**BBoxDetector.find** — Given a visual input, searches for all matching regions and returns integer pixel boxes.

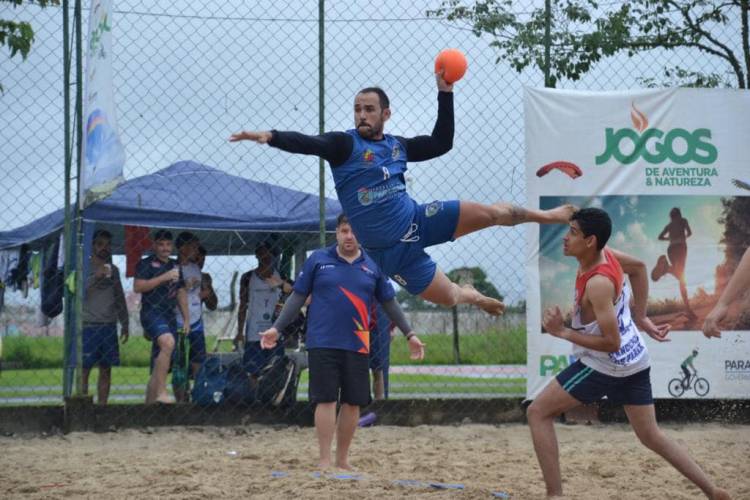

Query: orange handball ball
[434,48,468,84]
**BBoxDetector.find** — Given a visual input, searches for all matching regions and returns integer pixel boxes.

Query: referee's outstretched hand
[259,327,279,349]
[407,334,426,361]
[229,130,272,143]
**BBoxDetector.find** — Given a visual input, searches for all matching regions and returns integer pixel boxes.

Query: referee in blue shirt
[259,214,424,470]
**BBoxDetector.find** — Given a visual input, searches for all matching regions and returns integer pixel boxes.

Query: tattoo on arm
[510,205,528,225]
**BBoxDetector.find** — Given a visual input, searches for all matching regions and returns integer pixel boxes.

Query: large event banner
[79,0,125,208]
[525,87,750,399]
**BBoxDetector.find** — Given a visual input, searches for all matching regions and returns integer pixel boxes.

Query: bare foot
[335,460,353,470]
[463,284,505,316]
[154,392,175,404]
[318,459,332,469]
[543,204,577,224]
[711,487,731,500]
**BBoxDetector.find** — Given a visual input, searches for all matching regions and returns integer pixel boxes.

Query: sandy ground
[1,423,748,499]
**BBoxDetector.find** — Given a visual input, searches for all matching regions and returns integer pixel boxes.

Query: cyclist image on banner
[681,349,699,389]
[668,349,710,398]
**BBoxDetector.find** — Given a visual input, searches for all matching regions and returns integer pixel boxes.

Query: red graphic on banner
[536,161,583,179]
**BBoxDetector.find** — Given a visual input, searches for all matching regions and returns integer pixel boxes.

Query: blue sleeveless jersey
[332,130,417,249]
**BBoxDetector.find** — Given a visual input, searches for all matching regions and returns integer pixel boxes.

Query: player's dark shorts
[556,359,653,406]
[141,310,176,341]
[308,348,371,407]
[185,318,207,365]
[367,199,460,295]
[243,340,284,376]
[81,323,120,370]
[143,311,177,372]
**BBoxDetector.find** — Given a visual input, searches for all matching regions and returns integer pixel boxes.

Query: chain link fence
[0,1,740,425]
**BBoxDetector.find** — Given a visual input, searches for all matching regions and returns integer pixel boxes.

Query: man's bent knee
[635,427,664,450]
[526,401,551,423]
[157,335,175,352]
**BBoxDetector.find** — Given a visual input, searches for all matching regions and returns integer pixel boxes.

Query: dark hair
[357,87,390,109]
[255,240,272,254]
[175,231,198,249]
[337,213,350,227]
[93,229,112,241]
[198,245,207,257]
[571,207,611,250]
[669,207,682,220]
[152,229,173,242]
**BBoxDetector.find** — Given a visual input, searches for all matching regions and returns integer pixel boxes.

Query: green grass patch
[2,335,241,370]
[2,326,527,369]
[389,326,526,365]
[0,367,525,403]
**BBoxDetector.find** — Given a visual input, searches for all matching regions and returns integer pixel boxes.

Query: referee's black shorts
[308,348,371,407]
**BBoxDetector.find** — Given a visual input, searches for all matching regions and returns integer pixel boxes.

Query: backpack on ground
[191,356,227,406]
[256,353,303,408]
[223,358,256,406]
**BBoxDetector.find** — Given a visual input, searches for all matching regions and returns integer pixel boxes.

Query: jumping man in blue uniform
[230,72,574,314]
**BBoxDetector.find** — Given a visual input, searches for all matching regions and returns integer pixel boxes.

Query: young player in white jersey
[527,207,730,499]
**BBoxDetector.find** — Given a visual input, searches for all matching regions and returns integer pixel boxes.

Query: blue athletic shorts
[81,323,120,370]
[367,200,460,294]
[186,319,207,365]
[143,311,177,372]
[243,341,284,376]
[140,310,176,341]
[556,359,653,406]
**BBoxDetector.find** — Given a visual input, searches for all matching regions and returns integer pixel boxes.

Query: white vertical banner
[79,0,125,208]
[525,87,750,400]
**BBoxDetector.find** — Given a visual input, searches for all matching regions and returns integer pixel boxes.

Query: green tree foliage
[446,266,504,301]
[428,0,750,88]
[719,196,750,260]
[1,0,60,93]
[715,196,750,289]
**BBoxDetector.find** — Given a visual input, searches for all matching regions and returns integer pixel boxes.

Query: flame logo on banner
[339,286,370,353]
[536,161,583,179]
[630,102,649,132]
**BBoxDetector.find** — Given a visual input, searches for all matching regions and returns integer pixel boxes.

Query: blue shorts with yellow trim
[556,359,653,406]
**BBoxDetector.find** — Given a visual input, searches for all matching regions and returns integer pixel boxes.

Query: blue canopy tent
[1,161,342,398]
[0,160,342,254]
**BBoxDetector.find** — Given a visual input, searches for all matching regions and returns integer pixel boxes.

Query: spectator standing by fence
[81,229,129,404]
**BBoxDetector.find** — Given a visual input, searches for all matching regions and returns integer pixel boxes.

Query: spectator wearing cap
[236,241,293,381]
[81,229,129,404]
[134,229,189,404]
[172,232,210,401]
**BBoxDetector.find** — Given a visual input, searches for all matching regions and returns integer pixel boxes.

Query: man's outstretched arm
[399,74,455,162]
[230,130,353,167]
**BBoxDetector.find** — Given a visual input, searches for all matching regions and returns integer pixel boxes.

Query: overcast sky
[0,1,739,307]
